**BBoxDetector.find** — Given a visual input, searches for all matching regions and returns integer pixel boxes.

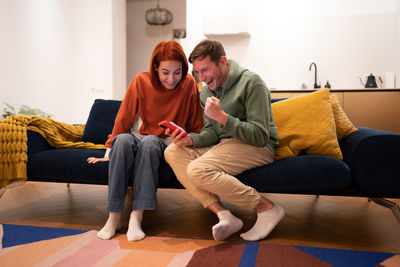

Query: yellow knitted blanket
[0,115,106,188]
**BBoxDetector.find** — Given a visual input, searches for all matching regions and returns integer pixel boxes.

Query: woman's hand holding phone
[159,121,193,146]
[158,121,188,137]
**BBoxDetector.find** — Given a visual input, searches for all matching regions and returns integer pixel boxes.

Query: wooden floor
[1,181,399,254]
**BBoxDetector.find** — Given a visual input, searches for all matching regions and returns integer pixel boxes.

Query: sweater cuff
[104,148,111,158]
[222,115,235,133]
[189,133,198,147]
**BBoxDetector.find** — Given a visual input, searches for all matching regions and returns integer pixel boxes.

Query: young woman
[87,41,203,242]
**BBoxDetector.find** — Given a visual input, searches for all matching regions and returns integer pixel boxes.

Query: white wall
[397,0,400,82]
[0,0,74,121]
[0,0,126,124]
[112,0,127,101]
[126,0,186,81]
[185,0,399,90]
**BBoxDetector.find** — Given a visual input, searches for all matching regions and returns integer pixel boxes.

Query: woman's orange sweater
[105,72,203,148]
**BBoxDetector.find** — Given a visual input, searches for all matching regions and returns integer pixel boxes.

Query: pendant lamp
[145,0,173,26]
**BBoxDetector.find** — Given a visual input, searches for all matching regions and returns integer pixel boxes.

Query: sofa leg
[370,197,400,224]
[67,183,70,187]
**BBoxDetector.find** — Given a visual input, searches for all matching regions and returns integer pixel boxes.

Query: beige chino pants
[164,138,274,210]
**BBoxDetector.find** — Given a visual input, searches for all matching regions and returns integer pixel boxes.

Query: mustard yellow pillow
[272,88,343,160]
[329,94,358,140]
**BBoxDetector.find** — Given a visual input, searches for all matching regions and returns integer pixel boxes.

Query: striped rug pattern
[1,224,399,266]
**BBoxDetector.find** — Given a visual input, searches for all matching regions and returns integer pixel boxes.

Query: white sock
[240,204,285,241]
[127,210,146,242]
[97,212,121,240]
[212,210,243,241]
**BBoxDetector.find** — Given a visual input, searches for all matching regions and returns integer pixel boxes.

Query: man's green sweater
[190,60,279,155]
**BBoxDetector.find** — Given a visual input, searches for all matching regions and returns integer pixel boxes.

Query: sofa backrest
[81,99,122,145]
[79,98,285,145]
[79,97,284,146]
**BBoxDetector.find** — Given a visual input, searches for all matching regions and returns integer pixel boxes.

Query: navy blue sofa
[27,99,400,222]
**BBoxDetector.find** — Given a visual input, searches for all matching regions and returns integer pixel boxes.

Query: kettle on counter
[359,74,381,88]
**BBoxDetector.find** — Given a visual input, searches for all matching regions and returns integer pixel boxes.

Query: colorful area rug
[0,224,399,267]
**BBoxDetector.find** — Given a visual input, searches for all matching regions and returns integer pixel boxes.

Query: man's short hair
[189,40,226,65]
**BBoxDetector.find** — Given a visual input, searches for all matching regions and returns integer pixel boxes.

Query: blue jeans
[107,134,167,212]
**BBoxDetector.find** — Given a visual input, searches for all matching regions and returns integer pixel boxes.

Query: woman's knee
[141,135,160,144]
[109,134,137,160]
[138,135,164,155]
[112,134,135,149]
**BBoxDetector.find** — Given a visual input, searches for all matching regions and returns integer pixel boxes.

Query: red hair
[150,41,189,87]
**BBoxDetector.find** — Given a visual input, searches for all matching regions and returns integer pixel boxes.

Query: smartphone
[158,120,188,137]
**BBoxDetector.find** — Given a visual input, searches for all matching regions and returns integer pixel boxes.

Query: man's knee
[187,161,208,186]
[164,143,179,164]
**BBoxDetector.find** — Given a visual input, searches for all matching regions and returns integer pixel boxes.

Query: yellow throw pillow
[329,94,358,140]
[272,88,343,160]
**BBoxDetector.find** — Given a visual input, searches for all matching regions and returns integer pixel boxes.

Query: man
[164,40,284,241]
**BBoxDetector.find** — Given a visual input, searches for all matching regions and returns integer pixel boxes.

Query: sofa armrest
[339,127,400,197]
[27,130,54,157]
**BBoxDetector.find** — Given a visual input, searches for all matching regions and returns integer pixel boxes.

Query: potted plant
[2,102,54,119]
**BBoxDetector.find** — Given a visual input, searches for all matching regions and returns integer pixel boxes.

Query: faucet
[309,62,320,89]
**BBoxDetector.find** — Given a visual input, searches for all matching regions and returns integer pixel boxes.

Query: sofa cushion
[27,130,54,157]
[27,149,109,184]
[81,99,122,145]
[237,155,351,193]
[271,88,342,160]
[329,94,358,140]
[272,95,358,140]
[27,148,177,187]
